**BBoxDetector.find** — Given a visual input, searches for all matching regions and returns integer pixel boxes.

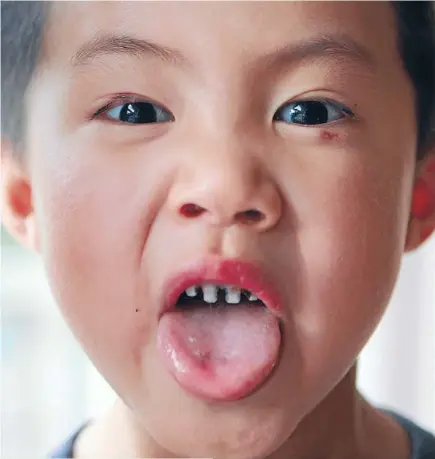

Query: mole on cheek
[321,131,340,141]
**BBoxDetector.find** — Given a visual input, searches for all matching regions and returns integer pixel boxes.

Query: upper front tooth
[185,286,198,297]
[225,286,241,304]
[249,293,258,301]
[202,284,218,303]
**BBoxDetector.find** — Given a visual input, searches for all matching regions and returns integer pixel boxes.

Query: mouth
[175,284,264,309]
[157,258,283,402]
[160,257,283,318]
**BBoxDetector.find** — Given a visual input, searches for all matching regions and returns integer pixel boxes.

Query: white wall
[358,236,435,432]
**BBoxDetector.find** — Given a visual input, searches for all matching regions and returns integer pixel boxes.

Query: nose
[167,141,282,232]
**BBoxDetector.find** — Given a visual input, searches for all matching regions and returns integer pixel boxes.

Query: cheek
[287,155,413,377]
[29,142,169,387]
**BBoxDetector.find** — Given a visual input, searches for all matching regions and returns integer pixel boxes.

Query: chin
[123,361,304,459]
[145,405,295,459]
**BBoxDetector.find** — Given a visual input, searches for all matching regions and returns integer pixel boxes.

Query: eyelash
[90,94,146,120]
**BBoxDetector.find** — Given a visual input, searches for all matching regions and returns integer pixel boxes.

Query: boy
[2,1,435,458]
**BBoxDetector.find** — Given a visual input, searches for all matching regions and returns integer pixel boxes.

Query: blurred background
[1,226,434,457]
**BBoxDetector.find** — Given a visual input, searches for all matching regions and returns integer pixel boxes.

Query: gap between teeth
[184,284,258,304]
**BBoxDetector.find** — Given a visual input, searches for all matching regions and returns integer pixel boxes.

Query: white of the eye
[155,106,171,122]
[106,105,124,120]
[324,102,343,122]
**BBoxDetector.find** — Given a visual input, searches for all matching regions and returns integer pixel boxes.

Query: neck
[270,366,365,459]
[75,365,409,459]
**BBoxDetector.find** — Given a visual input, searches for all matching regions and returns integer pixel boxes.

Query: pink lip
[160,257,283,319]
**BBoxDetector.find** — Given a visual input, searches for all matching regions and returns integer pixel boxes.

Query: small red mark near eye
[321,131,339,141]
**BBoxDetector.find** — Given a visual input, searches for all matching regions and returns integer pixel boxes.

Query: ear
[1,140,40,252]
[405,153,435,252]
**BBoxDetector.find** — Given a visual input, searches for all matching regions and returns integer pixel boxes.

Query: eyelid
[91,94,138,120]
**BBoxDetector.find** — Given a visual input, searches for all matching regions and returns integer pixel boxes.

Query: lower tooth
[225,286,241,304]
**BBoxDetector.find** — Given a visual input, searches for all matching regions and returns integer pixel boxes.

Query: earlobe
[1,141,39,252]
[404,220,434,252]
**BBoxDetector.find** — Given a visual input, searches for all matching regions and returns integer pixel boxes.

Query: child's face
[5,1,432,457]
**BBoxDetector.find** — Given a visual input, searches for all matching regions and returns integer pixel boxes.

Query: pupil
[290,101,328,125]
[120,103,157,123]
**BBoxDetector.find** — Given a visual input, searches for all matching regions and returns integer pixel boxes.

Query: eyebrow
[259,35,376,72]
[71,33,375,72]
[72,34,188,67]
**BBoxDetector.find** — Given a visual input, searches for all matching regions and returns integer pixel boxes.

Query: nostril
[236,209,265,225]
[180,203,206,218]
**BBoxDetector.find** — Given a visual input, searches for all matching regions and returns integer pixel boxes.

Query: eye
[104,101,174,124]
[273,100,353,126]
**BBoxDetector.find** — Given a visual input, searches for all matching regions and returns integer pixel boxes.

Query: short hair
[392,2,435,159]
[1,1,47,152]
[1,2,435,160]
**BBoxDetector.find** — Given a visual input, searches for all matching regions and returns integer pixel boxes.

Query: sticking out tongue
[157,304,281,401]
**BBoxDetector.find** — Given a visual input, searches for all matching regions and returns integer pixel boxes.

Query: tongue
[157,304,281,401]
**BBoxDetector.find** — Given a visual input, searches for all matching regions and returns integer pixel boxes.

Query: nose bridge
[168,134,282,230]
[199,137,257,208]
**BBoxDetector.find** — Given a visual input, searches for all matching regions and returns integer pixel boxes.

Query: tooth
[185,286,198,298]
[249,293,258,301]
[202,284,218,303]
[225,286,241,304]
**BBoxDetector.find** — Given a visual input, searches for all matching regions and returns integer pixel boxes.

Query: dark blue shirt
[49,411,435,458]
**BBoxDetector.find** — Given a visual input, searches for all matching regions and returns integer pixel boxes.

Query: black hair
[1,1,435,160]
[1,1,48,151]
[392,2,435,159]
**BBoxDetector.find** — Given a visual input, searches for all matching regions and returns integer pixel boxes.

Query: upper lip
[160,257,283,318]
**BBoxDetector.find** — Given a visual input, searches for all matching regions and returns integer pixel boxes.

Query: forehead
[45,2,398,72]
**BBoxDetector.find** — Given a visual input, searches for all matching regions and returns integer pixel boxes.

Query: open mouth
[157,259,282,402]
[175,284,265,308]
